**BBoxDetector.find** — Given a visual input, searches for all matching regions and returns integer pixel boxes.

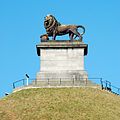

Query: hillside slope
[0,87,120,120]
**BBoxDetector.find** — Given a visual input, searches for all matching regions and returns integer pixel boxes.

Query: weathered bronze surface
[40,14,85,41]
[40,34,49,42]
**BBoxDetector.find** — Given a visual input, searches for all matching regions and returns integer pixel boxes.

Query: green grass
[0,87,120,120]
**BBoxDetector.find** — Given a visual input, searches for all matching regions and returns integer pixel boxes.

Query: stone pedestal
[36,41,88,81]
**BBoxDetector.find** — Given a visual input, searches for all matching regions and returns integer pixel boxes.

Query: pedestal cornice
[36,40,88,56]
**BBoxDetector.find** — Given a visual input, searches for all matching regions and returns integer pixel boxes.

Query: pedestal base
[36,70,88,81]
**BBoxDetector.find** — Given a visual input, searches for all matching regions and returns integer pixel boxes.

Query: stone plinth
[36,41,88,81]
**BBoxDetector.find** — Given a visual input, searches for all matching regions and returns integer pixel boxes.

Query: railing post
[100,78,104,90]
[60,78,61,85]
[85,78,87,86]
[73,78,74,85]
[26,78,29,86]
[48,78,49,85]
[35,79,37,85]
[118,88,120,95]
[109,82,112,92]
[105,80,107,90]
[23,79,25,86]
[13,83,15,89]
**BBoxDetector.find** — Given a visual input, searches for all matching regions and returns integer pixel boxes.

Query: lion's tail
[77,25,85,35]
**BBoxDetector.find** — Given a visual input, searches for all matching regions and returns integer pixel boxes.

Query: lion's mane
[44,15,61,36]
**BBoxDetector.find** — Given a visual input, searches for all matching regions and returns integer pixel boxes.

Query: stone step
[30,79,98,87]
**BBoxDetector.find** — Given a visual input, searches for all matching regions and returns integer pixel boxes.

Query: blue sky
[0,0,120,97]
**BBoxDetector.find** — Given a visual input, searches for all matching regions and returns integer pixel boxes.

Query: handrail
[13,77,101,89]
[100,80,120,95]
[13,77,120,95]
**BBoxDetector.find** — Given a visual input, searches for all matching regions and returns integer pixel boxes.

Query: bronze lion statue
[43,14,85,41]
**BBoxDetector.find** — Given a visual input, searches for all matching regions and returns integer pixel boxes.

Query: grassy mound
[0,87,120,120]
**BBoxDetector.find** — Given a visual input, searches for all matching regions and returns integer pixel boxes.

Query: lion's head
[44,14,61,36]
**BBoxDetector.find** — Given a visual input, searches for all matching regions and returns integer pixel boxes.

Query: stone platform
[36,40,88,81]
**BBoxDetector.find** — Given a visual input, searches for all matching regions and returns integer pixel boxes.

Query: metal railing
[13,77,100,89]
[100,79,120,95]
[13,78,35,89]
[13,77,120,95]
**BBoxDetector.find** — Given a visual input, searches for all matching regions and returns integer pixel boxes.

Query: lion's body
[57,25,75,34]
[44,15,85,41]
